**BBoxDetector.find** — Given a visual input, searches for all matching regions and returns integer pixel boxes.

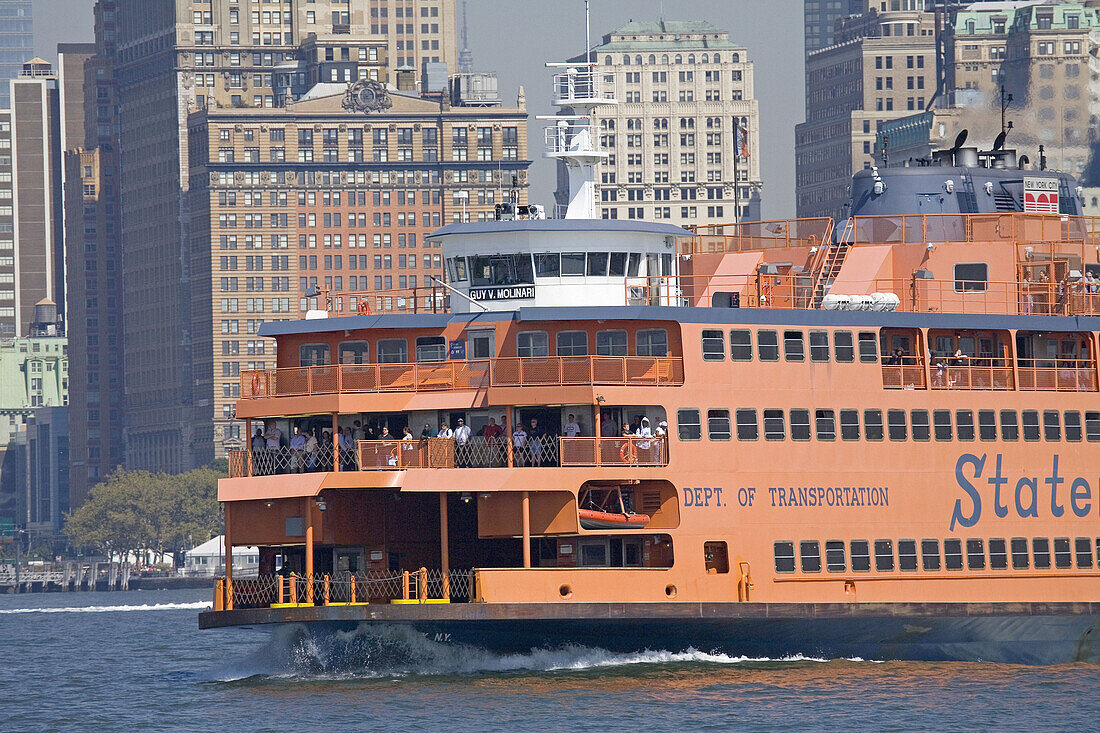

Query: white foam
[0,601,208,615]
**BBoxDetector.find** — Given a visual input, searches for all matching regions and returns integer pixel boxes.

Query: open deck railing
[684,217,835,254]
[1017,359,1098,392]
[848,212,1100,247]
[241,356,684,399]
[929,361,1016,391]
[880,356,928,390]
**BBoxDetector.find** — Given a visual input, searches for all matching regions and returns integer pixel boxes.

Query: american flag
[735,122,749,159]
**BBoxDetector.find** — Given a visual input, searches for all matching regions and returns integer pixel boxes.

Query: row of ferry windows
[701,329,879,363]
[775,537,1100,574]
[676,407,1100,442]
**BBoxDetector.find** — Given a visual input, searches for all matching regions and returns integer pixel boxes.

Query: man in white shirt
[454,418,471,466]
[564,414,582,438]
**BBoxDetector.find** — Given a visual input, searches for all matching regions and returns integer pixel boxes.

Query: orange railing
[928,361,1016,391]
[880,357,928,390]
[684,217,834,255]
[241,356,684,399]
[1018,359,1098,392]
[848,212,1100,247]
[213,569,476,611]
[559,436,667,467]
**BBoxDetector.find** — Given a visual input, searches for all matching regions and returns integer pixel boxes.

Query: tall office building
[575,21,762,226]
[805,0,865,55]
[0,0,32,108]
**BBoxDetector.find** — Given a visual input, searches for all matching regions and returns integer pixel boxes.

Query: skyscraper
[804,0,864,56]
[0,0,32,108]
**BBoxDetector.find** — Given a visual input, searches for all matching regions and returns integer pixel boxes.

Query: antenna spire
[585,0,592,64]
[458,0,474,74]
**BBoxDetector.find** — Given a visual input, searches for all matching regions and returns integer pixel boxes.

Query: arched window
[732,53,740,63]
[966,20,975,34]
[648,54,656,64]
[713,53,721,63]
[605,55,612,65]
[623,55,630,65]
[675,54,682,64]
[634,55,642,65]
[662,54,669,64]
[701,54,709,64]
[688,54,696,64]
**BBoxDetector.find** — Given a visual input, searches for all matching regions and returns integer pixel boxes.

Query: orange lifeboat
[578,508,651,530]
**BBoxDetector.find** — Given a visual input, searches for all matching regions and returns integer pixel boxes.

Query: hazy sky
[33,0,804,216]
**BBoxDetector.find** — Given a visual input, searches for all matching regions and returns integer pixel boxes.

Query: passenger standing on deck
[636,416,653,462]
[352,420,365,442]
[289,426,305,473]
[264,422,283,474]
[303,429,319,472]
[484,417,504,466]
[340,428,355,471]
[600,411,617,438]
[512,423,529,467]
[251,428,266,471]
[437,422,453,440]
[528,418,544,466]
[454,418,471,467]
[564,413,581,437]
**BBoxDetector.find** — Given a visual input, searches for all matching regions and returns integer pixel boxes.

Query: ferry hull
[199,602,1100,665]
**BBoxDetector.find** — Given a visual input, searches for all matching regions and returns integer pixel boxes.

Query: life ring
[357,298,370,315]
[620,440,637,465]
[251,373,263,396]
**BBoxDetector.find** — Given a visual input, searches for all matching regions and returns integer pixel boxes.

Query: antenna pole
[585,0,591,64]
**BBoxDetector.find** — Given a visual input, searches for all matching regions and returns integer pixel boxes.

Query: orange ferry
[199,65,1100,663]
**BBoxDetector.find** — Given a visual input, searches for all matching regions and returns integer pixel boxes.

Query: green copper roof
[588,19,742,52]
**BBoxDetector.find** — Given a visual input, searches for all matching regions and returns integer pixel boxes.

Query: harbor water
[2,588,1098,732]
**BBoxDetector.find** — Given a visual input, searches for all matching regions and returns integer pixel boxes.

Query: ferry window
[784,331,805,362]
[953,262,988,292]
[790,410,811,441]
[596,330,628,356]
[609,252,628,277]
[1022,410,1041,441]
[449,256,468,282]
[825,540,846,572]
[1075,537,1094,569]
[757,330,779,361]
[561,252,586,276]
[774,541,795,573]
[1032,538,1051,569]
[815,410,836,441]
[735,409,758,440]
[874,540,894,571]
[1011,537,1030,569]
[377,339,408,364]
[887,410,907,441]
[517,331,550,358]
[729,330,753,361]
[834,331,855,362]
[898,539,918,571]
[415,336,446,363]
[955,410,975,441]
[944,539,964,570]
[1043,410,1061,441]
[850,540,871,572]
[863,409,884,441]
[978,410,996,441]
[469,330,495,359]
[809,331,830,362]
[858,331,878,362]
[840,410,860,441]
[534,253,560,277]
[704,541,729,574]
[763,409,786,441]
[627,252,642,277]
[586,252,610,277]
[1054,538,1072,569]
[911,410,930,441]
[1065,411,1083,442]
[966,538,985,570]
[662,253,673,276]
[299,343,331,367]
[800,541,822,573]
[556,331,589,357]
[989,538,1008,570]
[921,539,941,571]
[338,340,369,364]
[677,409,701,440]
[469,253,534,287]
[707,409,731,441]
[637,329,668,357]
[1000,410,1019,441]
[701,329,725,361]
[933,410,952,441]
[1086,411,1100,441]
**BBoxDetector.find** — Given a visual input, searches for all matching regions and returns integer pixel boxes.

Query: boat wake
[0,601,208,615]
[206,623,858,682]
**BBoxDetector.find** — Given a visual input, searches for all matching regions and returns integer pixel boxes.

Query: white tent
[184,535,259,577]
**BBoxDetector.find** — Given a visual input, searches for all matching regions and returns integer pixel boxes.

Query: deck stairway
[812,217,855,307]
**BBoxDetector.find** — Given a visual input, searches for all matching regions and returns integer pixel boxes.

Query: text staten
[951,453,1097,531]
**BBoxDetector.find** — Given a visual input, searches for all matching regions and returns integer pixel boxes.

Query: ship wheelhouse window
[921,539,941,571]
[773,541,796,573]
[561,252,586,276]
[1033,538,1052,569]
[377,338,408,364]
[911,410,930,441]
[1011,537,1030,569]
[953,262,988,292]
[637,329,668,357]
[609,252,628,277]
[887,410,907,441]
[1075,537,1094,569]
[1086,412,1100,441]
[966,538,986,570]
[596,330,628,356]
[586,252,610,276]
[815,410,836,441]
[978,410,997,441]
[839,409,860,440]
[790,409,811,441]
[534,253,560,277]
[338,340,369,364]
[834,331,855,362]
[1065,411,1083,441]
[898,539,918,571]
[299,343,331,366]
[729,330,752,361]
[757,330,779,361]
[1022,410,1041,441]
[956,410,975,441]
[858,331,878,362]
[825,540,846,572]
[933,410,952,441]
[1043,410,1061,441]
[469,253,534,287]
[783,331,805,362]
[701,329,725,361]
[863,409,884,441]
[677,409,701,440]
[517,331,550,358]
[763,409,786,440]
[415,336,447,362]
[556,331,589,356]
[735,409,758,440]
[874,540,894,571]
[800,541,822,572]
[704,541,729,574]
[1054,538,1073,569]
[850,540,871,572]
[627,253,642,277]
[449,256,468,282]
[809,330,830,362]
[708,409,731,440]
[1000,410,1019,441]
[989,538,1008,569]
[944,539,964,570]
